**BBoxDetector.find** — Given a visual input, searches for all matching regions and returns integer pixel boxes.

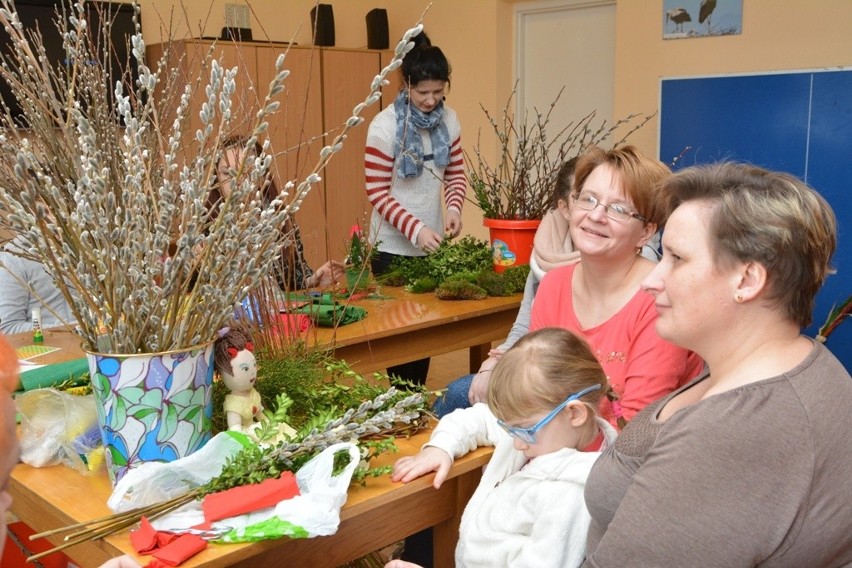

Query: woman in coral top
[528,146,703,428]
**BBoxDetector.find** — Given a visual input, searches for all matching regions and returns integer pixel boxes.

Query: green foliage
[502,264,531,293]
[378,235,528,302]
[476,264,529,296]
[387,235,492,286]
[206,370,430,495]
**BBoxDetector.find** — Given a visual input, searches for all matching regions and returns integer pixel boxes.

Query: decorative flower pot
[86,341,215,484]
[483,218,541,273]
[345,266,372,292]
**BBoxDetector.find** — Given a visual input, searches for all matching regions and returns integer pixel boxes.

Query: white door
[516,0,616,149]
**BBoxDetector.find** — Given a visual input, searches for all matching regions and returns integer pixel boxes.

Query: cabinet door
[256,45,325,267]
[320,49,383,266]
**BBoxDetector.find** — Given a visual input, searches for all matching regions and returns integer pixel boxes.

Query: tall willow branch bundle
[466,83,655,221]
[0,0,423,353]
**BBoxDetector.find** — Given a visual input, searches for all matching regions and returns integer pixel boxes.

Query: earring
[734,293,744,303]
[442,96,446,101]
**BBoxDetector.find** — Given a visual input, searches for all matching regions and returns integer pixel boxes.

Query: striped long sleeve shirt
[365,104,466,257]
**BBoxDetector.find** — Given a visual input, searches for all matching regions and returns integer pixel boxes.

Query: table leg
[468,343,490,374]
[432,466,482,567]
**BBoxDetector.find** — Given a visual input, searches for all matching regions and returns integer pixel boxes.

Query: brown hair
[207,135,302,289]
[213,324,254,376]
[659,162,837,327]
[487,327,608,424]
[206,135,279,213]
[550,156,578,208]
[572,145,671,227]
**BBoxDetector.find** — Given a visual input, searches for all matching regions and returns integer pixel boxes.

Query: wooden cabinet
[146,40,399,269]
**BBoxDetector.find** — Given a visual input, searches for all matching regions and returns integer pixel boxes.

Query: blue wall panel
[661,71,851,370]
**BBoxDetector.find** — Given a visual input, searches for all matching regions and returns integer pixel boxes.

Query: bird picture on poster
[663,0,742,39]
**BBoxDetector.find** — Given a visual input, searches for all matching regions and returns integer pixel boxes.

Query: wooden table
[9,287,521,375]
[10,428,492,567]
[7,288,518,566]
[310,287,521,375]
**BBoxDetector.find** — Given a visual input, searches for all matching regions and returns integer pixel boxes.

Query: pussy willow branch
[0,1,426,353]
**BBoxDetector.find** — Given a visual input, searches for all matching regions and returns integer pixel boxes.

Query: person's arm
[468,272,537,404]
[584,411,810,567]
[365,120,429,247]
[443,135,465,238]
[284,224,314,290]
[0,253,35,333]
[498,271,536,351]
[426,402,506,458]
[392,404,505,488]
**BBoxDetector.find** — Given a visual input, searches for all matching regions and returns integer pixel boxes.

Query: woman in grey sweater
[583,163,852,567]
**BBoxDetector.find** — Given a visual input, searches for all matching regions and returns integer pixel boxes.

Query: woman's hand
[416,227,443,253]
[391,447,452,489]
[445,210,463,238]
[468,353,501,405]
[307,260,347,288]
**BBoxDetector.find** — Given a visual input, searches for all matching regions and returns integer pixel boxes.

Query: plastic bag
[16,388,100,472]
[108,431,253,512]
[151,442,361,542]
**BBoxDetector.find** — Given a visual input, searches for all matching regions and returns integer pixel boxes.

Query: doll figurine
[214,326,263,431]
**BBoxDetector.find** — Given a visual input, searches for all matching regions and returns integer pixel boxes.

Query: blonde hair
[573,145,671,227]
[487,328,607,423]
[660,162,837,327]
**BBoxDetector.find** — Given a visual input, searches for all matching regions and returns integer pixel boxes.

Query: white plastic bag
[108,431,252,512]
[16,388,99,472]
[151,442,361,542]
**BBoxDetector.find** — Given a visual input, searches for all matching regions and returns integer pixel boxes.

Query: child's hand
[391,446,452,489]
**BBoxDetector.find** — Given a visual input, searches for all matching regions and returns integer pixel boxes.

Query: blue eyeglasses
[496,384,602,444]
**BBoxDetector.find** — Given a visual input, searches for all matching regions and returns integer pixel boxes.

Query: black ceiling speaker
[366,8,389,50]
[310,4,335,47]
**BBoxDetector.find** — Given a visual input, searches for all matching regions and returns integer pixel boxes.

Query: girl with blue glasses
[386,327,617,568]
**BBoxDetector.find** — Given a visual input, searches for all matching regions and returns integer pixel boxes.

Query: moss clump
[407,276,438,293]
[435,279,488,300]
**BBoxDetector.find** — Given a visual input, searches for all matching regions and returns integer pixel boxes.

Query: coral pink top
[530,263,704,427]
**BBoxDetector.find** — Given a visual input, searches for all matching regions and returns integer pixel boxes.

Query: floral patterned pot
[86,341,215,484]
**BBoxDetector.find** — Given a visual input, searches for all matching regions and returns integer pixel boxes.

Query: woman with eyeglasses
[582,163,852,566]
[386,327,617,568]
[526,145,704,430]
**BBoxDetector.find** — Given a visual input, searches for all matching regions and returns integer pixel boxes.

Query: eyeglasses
[571,192,647,223]
[496,384,602,444]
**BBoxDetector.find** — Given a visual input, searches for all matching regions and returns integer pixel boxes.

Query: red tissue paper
[130,517,159,554]
[201,471,301,524]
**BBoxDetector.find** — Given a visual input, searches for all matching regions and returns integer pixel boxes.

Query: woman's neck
[573,254,652,327]
[702,315,809,393]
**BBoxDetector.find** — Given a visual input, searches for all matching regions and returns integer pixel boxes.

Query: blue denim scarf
[392,90,451,178]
